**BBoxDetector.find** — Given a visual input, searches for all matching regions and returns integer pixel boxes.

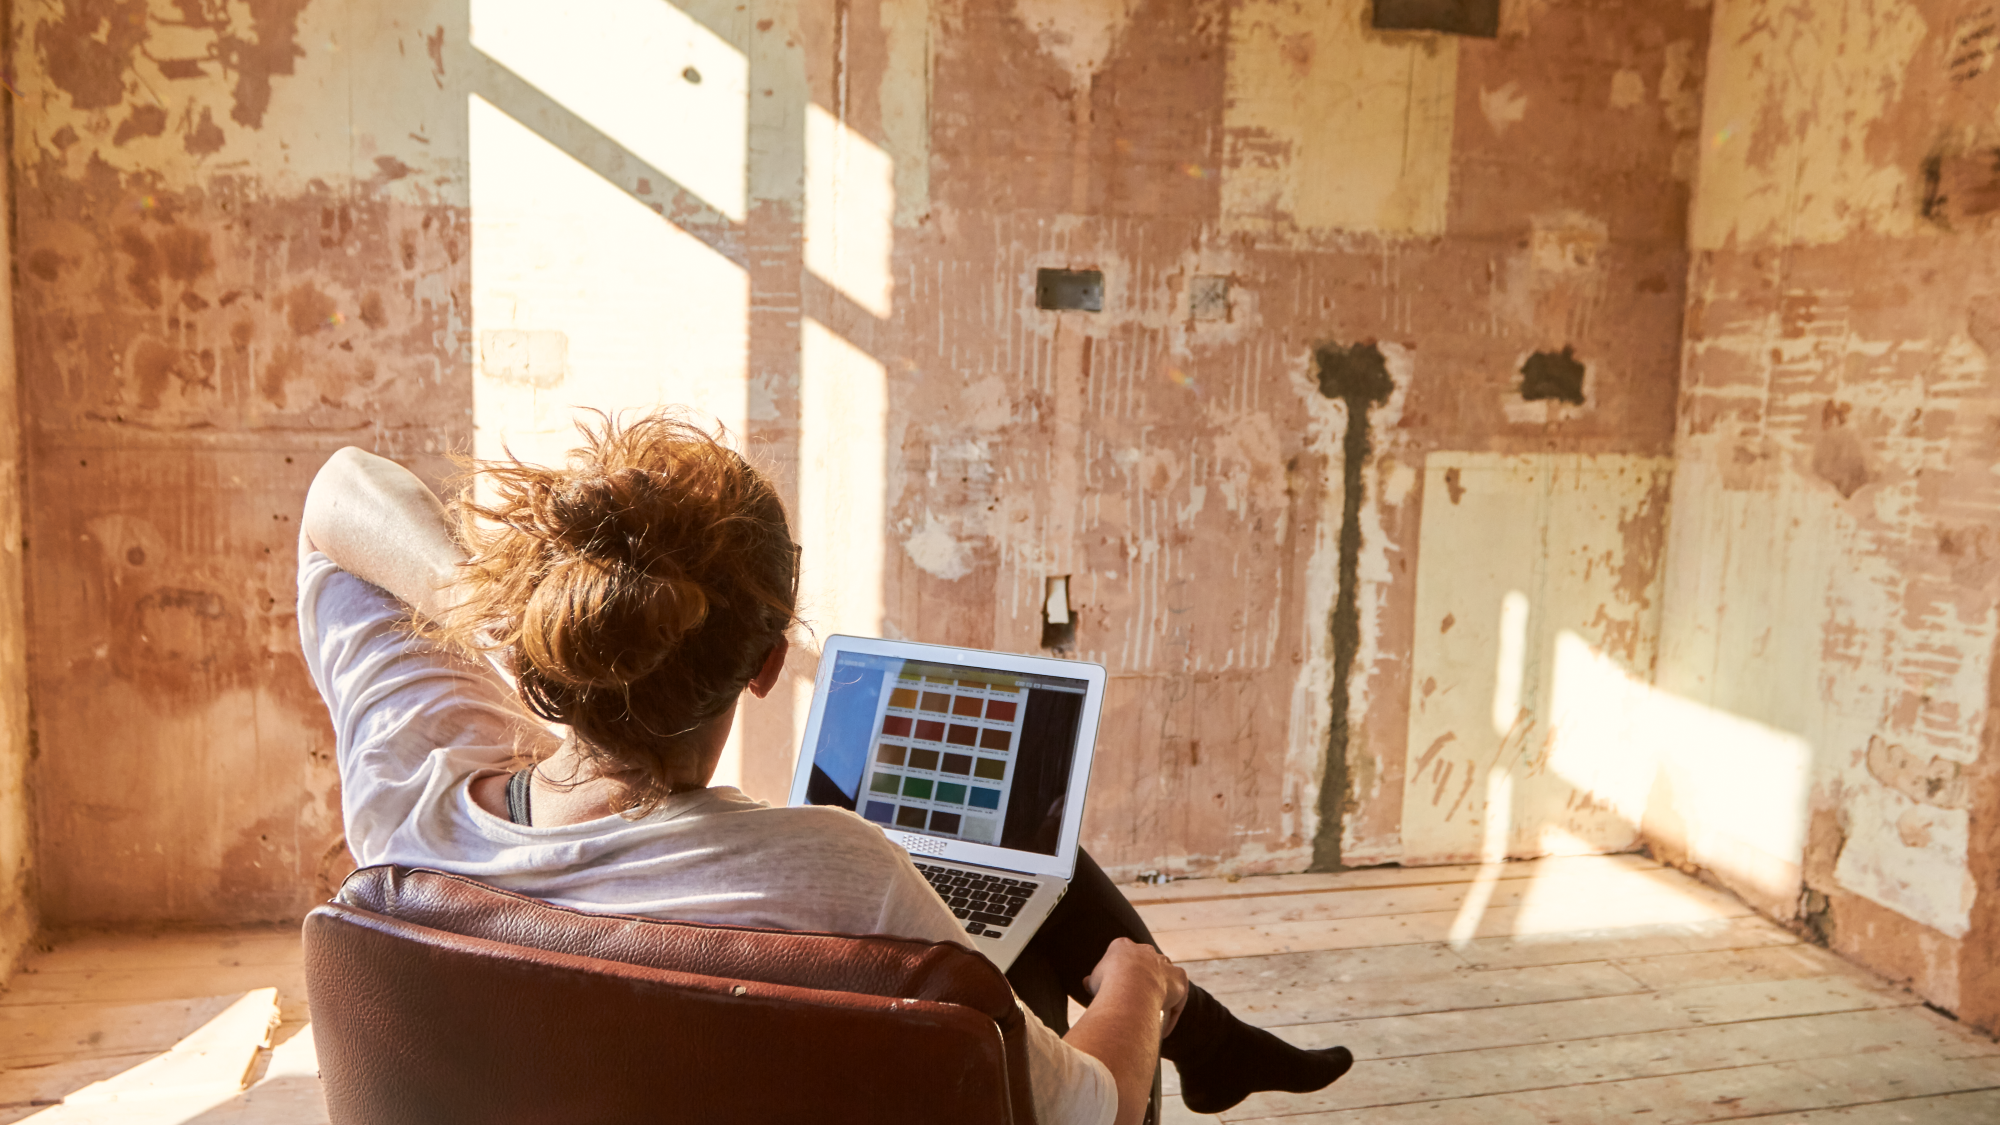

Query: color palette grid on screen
[858,665,1022,844]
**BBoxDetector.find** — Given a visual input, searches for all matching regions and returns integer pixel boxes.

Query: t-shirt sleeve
[296,551,553,863]
[1021,1010,1117,1125]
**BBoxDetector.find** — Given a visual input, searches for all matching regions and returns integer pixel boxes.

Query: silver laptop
[787,635,1106,970]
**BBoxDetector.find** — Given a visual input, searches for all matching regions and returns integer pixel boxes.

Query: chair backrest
[304,865,1039,1125]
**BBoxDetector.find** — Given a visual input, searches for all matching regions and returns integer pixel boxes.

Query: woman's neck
[469,702,741,827]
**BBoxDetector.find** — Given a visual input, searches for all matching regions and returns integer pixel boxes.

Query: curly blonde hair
[431,411,798,815]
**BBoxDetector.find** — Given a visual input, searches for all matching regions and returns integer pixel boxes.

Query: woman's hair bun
[518,553,711,689]
[433,410,800,815]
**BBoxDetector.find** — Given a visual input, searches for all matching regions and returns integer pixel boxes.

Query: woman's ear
[748,640,789,698]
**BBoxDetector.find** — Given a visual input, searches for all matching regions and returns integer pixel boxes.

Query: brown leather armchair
[303,865,1044,1125]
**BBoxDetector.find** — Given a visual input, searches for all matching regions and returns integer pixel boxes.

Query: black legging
[1004,848,1153,1033]
[1005,848,1237,1066]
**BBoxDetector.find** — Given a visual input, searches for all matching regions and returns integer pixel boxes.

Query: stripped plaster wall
[1656,0,2000,1033]
[879,0,1703,877]
[11,0,468,924]
[12,0,1704,924]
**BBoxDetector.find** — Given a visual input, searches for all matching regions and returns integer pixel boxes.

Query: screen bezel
[787,635,1106,880]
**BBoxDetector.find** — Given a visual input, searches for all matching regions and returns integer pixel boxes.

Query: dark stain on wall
[39,0,312,130]
[1311,342,1395,872]
[1372,0,1501,38]
[39,0,151,110]
[112,104,167,145]
[1521,346,1587,405]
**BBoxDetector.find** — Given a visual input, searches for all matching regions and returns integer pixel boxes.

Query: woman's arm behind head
[300,446,466,621]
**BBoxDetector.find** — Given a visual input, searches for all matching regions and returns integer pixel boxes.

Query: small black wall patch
[1036,269,1104,312]
[1372,0,1500,37]
[1520,347,1587,405]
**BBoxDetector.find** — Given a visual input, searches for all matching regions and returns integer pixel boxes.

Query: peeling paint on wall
[1664,0,2000,1032]
[1403,453,1672,865]
[15,0,470,924]
[1222,0,1458,239]
[1690,0,1930,250]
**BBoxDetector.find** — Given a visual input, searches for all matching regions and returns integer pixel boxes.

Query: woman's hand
[1082,938,1189,1037]
[1065,938,1191,1125]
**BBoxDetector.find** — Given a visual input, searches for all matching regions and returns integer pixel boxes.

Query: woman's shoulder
[681,793,916,865]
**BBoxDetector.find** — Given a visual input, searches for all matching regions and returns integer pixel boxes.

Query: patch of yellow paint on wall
[1222,0,1458,241]
[1691,0,1929,250]
[880,0,932,227]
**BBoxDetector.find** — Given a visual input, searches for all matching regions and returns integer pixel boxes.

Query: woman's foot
[1177,1034,1352,1114]
[1163,986,1354,1114]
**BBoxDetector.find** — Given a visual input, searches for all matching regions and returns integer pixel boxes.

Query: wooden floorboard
[0,855,1990,1123]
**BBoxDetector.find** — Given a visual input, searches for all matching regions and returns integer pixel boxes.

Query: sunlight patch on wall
[1403,454,1672,866]
[471,0,748,220]
[1551,626,1815,911]
[805,104,896,318]
[468,95,748,472]
[1491,591,1529,735]
[798,318,888,641]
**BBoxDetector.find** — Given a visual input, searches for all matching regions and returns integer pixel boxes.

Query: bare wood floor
[0,853,1992,1123]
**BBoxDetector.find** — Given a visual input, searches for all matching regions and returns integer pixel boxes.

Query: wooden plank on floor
[1728,1087,2000,1122]
[1215,1049,2000,1124]
[0,1046,327,1125]
[1166,974,1929,1099]
[1658,975,1916,1024]
[9,929,301,976]
[1247,973,1913,1052]
[0,995,242,1066]
[1440,915,1801,971]
[1219,961,1649,1027]
[0,1055,155,1121]
[1220,1005,1998,1119]
[1611,944,1857,990]
[0,965,311,1023]
[1123,853,1660,907]
[1502,1050,2000,1125]
[1159,900,1765,962]
[1184,943,1473,996]
[1139,863,1731,935]
[1141,881,1535,932]
[1158,909,1453,961]
[16,991,284,1124]
[60,989,277,1106]
[1261,992,1711,1061]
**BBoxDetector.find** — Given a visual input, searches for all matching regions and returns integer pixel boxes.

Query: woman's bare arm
[300,447,465,621]
[1064,938,1188,1125]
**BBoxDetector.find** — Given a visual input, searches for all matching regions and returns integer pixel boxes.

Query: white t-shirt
[296,552,1114,1125]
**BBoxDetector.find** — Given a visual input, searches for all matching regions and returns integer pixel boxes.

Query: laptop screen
[800,650,1090,856]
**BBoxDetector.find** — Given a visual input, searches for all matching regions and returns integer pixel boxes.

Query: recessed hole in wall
[1041,575,1075,652]
[1190,275,1230,321]
[1036,269,1103,312]
[1371,0,1500,38]
[1520,346,1587,405]
[682,66,702,84]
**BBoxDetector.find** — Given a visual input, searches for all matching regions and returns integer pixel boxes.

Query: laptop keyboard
[914,862,1035,938]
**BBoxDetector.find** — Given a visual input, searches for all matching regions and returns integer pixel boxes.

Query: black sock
[1161,985,1354,1114]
